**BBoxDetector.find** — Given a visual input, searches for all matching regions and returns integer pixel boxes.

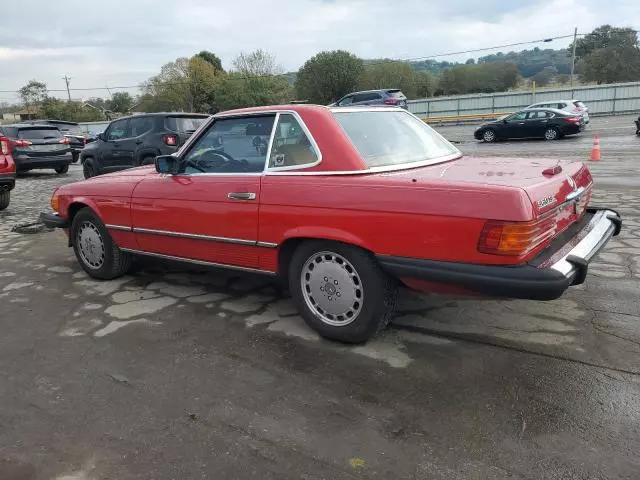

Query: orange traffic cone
[590,135,601,161]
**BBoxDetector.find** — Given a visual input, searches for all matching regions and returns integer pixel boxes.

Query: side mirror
[155,154,179,174]
[503,119,508,124]
[97,132,106,141]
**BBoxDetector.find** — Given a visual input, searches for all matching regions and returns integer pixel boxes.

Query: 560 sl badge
[537,196,556,209]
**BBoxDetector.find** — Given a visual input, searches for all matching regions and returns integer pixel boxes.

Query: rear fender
[281,226,367,250]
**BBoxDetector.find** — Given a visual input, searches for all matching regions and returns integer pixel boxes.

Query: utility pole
[570,27,578,89]
[62,75,72,102]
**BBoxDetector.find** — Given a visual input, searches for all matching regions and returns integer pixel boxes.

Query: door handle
[228,192,256,200]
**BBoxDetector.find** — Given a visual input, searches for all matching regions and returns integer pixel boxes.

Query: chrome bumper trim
[550,209,620,277]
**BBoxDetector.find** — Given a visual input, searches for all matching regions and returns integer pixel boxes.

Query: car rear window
[55,124,83,135]
[17,127,62,140]
[333,110,460,168]
[165,116,208,132]
[387,90,406,99]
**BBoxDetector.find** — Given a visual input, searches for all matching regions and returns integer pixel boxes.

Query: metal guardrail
[420,112,511,124]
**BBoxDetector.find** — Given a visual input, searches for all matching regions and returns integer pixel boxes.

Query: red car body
[41,105,621,343]
[0,135,16,210]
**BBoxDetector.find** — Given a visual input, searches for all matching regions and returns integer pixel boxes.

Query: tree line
[6,24,639,122]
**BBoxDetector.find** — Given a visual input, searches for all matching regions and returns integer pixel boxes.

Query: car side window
[527,111,547,120]
[130,116,153,137]
[338,96,353,106]
[268,113,320,169]
[509,112,528,121]
[105,119,129,141]
[182,115,276,174]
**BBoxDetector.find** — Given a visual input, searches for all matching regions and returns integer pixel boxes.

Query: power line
[0,32,604,96]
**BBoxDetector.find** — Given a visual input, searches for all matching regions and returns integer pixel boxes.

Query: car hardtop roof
[216,104,331,116]
[529,99,580,105]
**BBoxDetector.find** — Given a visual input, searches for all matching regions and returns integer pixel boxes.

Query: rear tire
[544,127,559,141]
[288,241,398,344]
[0,191,10,211]
[71,208,132,280]
[482,129,497,142]
[55,164,69,174]
[72,152,80,163]
[83,157,97,179]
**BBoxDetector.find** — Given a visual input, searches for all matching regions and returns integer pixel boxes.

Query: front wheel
[544,127,559,141]
[55,164,69,174]
[289,241,398,344]
[71,208,132,280]
[72,152,80,163]
[482,129,497,142]
[0,191,9,211]
[83,158,97,179]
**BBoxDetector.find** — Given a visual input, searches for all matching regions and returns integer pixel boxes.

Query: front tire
[544,127,559,141]
[71,208,132,280]
[0,191,9,211]
[55,164,69,174]
[482,129,497,142]
[72,152,80,163]
[83,157,97,179]
[289,241,397,344]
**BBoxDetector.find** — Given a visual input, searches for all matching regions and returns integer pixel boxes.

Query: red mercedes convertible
[41,105,622,343]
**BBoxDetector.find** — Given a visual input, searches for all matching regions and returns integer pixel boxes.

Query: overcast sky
[1,0,638,103]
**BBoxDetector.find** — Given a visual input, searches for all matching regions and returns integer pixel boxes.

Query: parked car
[40,104,621,344]
[28,119,87,162]
[0,134,16,211]
[331,89,408,109]
[79,113,210,179]
[474,108,586,142]
[0,124,72,174]
[525,99,589,123]
[634,115,640,135]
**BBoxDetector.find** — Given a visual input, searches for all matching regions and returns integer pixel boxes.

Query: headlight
[51,189,60,213]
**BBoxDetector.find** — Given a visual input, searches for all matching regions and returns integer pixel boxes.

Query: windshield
[17,127,62,140]
[333,110,460,168]
[165,116,208,132]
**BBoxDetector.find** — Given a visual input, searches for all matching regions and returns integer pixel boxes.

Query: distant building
[7,106,41,121]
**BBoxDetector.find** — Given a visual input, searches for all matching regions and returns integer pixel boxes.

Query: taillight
[163,134,178,146]
[11,139,32,147]
[384,98,399,105]
[478,215,557,256]
[59,137,70,145]
[0,137,9,155]
[564,116,581,124]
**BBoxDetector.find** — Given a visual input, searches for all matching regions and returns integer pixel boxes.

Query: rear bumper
[378,208,622,301]
[40,212,69,228]
[0,171,16,191]
[15,155,73,170]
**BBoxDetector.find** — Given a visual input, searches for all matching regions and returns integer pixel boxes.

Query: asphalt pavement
[1,116,639,479]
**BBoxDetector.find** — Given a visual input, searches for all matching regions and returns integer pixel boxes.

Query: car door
[101,119,132,169]
[502,111,528,138]
[128,115,154,164]
[524,110,549,137]
[130,113,277,270]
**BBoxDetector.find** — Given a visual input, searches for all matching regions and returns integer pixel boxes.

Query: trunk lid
[375,155,593,248]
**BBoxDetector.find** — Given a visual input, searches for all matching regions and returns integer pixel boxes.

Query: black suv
[28,119,86,162]
[80,112,210,179]
[0,124,73,174]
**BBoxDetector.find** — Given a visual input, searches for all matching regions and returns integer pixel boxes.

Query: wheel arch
[136,148,161,165]
[276,230,374,287]
[65,200,99,246]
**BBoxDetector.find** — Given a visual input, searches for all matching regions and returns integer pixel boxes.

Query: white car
[525,100,589,124]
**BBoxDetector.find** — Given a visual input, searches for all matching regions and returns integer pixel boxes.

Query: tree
[357,60,437,99]
[296,50,364,104]
[196,50,224,72]
[573,25,640,84]
[232,49,283,76]
[18,80,47,108]
[40,97,103,122]
[438,62,520,95]
[532,66,558,87]
[108,92,134,113]
[142,55,220,112]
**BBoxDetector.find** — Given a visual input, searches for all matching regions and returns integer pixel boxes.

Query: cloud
[0,0,638,103]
